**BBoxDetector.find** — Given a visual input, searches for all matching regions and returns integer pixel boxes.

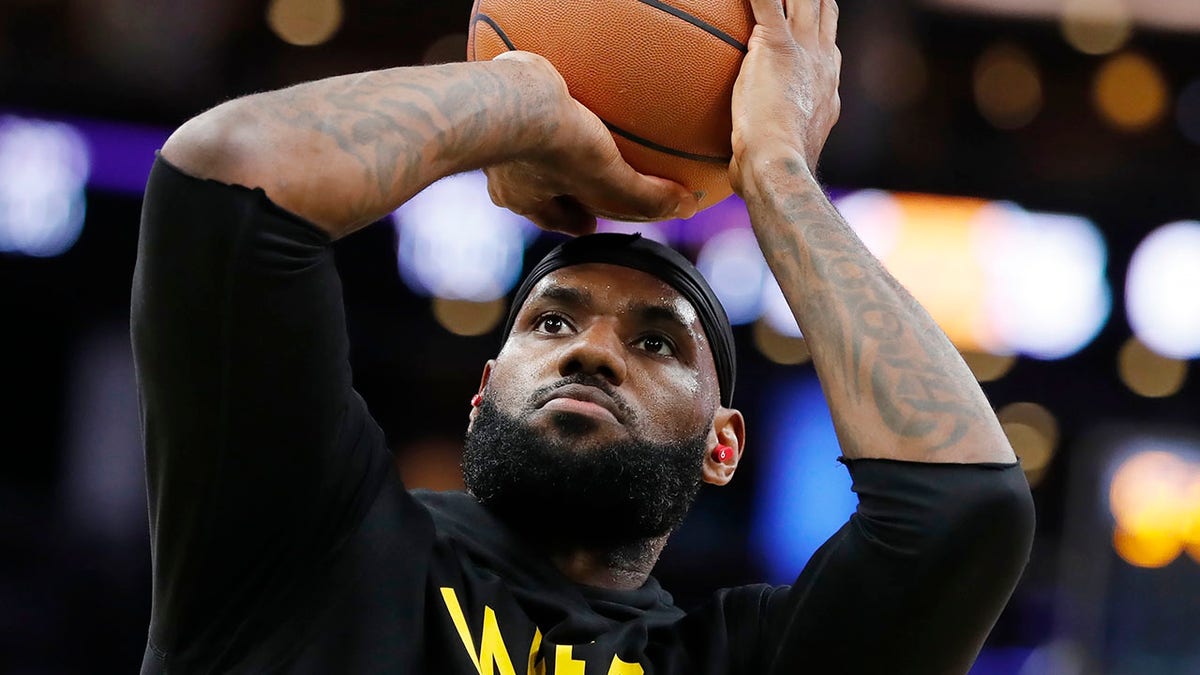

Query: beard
[462,399,708,553]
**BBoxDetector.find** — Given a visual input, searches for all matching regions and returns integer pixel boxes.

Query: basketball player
[133,0,1033,672]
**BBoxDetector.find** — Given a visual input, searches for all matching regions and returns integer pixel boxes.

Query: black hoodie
[133,156,1035,674]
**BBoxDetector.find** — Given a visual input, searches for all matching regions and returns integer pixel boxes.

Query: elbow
[952,466,1037,575]
[161,100,263,186]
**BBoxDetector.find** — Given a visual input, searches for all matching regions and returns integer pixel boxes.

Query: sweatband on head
[500,233,737,407]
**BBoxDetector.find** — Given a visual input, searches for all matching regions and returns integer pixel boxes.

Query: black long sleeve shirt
[132,156,1035,674]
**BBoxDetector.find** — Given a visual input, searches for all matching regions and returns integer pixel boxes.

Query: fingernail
[673,202,698,219]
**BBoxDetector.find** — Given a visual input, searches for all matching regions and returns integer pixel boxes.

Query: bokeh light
[1093,52,1168,131]
[997,402,1059,486]
[394,171,527,302]
[1118,337,1187,398]
[753,319,811,366]
[857,34,929,111]
[267,0,344,47]
[432,297,506,337]
[974,206,1111,360]
[973,43,1043,130]
[1126,220,1200,358]
[696,227,769,325]
[1109,450,1199,568]
[1060,0,1133,55]
[0,116,90,257]
[962,351,1017,382]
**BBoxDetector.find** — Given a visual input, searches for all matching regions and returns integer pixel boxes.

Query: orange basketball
[467,0,754,211]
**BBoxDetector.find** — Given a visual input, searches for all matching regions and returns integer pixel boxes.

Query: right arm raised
[163,54,696,237]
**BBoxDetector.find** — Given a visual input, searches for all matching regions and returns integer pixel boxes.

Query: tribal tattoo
[746,158,1009,462]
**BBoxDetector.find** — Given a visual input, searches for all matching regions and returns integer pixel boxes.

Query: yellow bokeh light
[1108,450,1200,568]
[963,351,1017,382]
[1060,0,1132,55]
[997,402,1058,478]
[1113,525,1183,568]
[432,297,506,337]
[1118,336,1188,398]
[1094,52,1169,131]
[887,194,990,350]
[753,320,811,366]
[267,0,344,47]
[973,44,1043,130]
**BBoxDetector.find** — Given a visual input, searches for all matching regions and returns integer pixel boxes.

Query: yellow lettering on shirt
[606,656,644,675]
[439,587,518,675]
[554,645,586,675]
[527,627,545,675]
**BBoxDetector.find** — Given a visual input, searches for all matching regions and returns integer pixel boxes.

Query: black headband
[500,233,736,407]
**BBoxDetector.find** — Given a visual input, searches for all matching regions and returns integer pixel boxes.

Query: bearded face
[462,264,741,552]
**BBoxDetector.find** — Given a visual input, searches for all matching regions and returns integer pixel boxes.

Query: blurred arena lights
[962,351,1018,382]
[1117,337,1188,398]
[394,171,528,302]
[696,227,769,325]
[0,116,90,257]
[432,297,507,337]
[1093,52,1169,132]
[973,43,1043,130]
[1059,0,1133,55]
[266,0,344,47]
[973,205,1110,359]
[1108,446,1200,568]
[1126,221,1200,359]
[752,373,854,582]
[997,402,1059,487]
[752,320,811,366]
[856,33,929,111]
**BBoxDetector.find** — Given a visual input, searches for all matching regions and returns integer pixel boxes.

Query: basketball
[467,0,755,211]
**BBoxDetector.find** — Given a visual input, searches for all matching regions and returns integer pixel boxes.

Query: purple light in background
[69,117,170,194]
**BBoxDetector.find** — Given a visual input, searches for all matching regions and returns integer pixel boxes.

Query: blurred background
[2,0,1198,672]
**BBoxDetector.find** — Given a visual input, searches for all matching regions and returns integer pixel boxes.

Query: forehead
[524,263,702,331]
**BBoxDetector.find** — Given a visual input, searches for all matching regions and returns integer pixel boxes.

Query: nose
[557,320,627,386]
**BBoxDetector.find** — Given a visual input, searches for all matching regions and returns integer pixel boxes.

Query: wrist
[733,148,817,202]
[435,58,563,173]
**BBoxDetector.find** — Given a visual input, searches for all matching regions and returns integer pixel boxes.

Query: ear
[467,360,495,432]
[702,407,746,487]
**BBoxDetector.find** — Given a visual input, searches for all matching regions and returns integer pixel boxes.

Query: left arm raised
[732,0,1013,463]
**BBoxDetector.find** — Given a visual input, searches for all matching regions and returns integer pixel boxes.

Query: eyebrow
[629,302,695,339]
[529,284,701,346]
[533,285,593,310]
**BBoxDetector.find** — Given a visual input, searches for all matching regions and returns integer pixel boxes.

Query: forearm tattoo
[751,159,997,459]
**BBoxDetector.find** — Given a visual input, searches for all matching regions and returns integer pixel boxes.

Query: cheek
[635,365,711,438]
[488,344,550,407]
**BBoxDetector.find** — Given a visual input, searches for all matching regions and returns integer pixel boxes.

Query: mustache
[525,374,637,424]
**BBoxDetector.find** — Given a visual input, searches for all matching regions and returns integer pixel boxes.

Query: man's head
[462,234,745,551]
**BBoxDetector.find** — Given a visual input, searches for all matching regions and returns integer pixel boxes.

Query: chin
[530,409,629,445]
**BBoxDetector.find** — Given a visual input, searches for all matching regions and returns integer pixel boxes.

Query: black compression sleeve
[758,459,1035,675]
[132,155,396,657]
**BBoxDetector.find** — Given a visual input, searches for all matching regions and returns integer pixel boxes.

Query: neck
[547,536,668,590]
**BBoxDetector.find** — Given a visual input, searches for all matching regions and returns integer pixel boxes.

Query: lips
[538,383,625,423]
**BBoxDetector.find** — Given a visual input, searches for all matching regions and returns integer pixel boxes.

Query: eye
[635,334,675,357]
[533,313,574,335]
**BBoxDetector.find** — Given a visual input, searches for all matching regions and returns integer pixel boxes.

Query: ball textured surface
[468,0,754,209]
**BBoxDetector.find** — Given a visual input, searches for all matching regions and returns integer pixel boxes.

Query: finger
[789,0,819,35]
[748,0,786,26]
[608,171,698,221]
[525,196,597,236]
[819,0,839,45]
[550,196,598,235]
